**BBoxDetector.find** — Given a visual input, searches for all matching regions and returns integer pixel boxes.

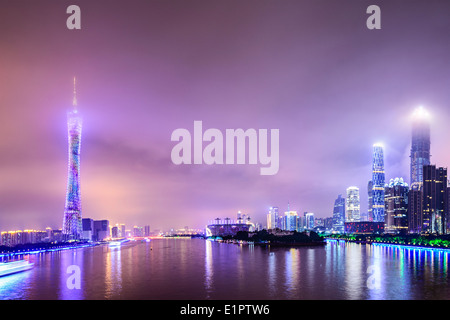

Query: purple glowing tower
[62,78,83,240]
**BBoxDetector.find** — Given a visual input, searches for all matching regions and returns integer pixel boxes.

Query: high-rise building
[408,189,422,234]
[267,207,278,230]
[372,144,385,223]
[305,212,315,230]
[410,106,431,190]
[81,218,94,241]
[119,224,126,238]
[346,186,360,222]
[111,226,119,238]
[144,225,151,237]
[384,178,409,234]
[94,220,110,241]
[367,180,373,222]
[422,165,448,234]
[63,78,83,240]
[332,195,345,233]
[284,211,298,231]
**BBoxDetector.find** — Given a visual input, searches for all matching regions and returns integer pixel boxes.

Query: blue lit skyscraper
[371,143,385,223]
[367,180,373,222]
[62,78,83,240]
[332,194,345,233]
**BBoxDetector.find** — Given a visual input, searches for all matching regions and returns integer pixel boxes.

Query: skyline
[1,1,450,231]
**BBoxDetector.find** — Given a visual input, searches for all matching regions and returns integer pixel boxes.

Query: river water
[0,238,449,300]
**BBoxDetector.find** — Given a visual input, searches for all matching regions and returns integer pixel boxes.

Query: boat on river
[0,260,34,277]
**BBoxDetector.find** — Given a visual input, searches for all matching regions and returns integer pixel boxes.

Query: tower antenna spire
[72,76,78,109]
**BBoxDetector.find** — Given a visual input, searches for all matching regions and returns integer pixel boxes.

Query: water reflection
[105,246,122,299]
[284,249,300,298]
[58,249,84,300]
[204,240,214,298]
[267,250,277,298]
[0,268,32,300]
[1,240,450,300]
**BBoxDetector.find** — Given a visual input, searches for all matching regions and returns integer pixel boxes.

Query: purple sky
[1,0,450,231]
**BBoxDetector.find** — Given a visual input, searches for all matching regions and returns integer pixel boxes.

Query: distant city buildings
[1,228,63,247]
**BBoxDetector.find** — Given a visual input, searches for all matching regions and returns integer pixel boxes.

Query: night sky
[0,0,450,231]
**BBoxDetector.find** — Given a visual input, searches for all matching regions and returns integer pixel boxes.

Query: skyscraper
[267,207,278,230]
[332,194,345,233]
[284,211,299,231]
[367,180,373,222]
[62,78,83,240]
[304,212,315,230]
[372,144,385,223]
[410,106,431,191]
[408,189,422,234]
[384,178,409,234]
[345,186,360,222]
[422,165,448,234]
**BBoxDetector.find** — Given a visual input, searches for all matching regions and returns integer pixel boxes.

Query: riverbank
[0,241,99,258]
[324,233,450,250]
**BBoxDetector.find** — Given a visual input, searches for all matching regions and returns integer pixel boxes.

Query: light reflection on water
[0,239,449,300]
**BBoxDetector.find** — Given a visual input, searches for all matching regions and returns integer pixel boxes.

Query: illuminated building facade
[371,144,385,223]
[284,211,299,231]
[345,186,360,222]
[267,207,278,229]
[422,165,448,234]
[332,194,345,233]
[344,222,384,234]
[368,180,373,221]
[384,178,409,234]
[304,212,315,230]
[408,189,422,233]
[206,218,251,237]
[62,78,83,240]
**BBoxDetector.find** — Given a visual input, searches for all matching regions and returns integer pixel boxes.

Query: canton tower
[410,106,431,191]
[62,78,83,240]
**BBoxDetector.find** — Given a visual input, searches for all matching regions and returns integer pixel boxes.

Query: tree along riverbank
[325,233,450,249]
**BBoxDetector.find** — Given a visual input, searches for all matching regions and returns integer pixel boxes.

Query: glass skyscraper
[384,178,409,234]
[410,106,431,191]
[62,78,83,240]
[371,144,385,223]
[367,180,373,222]
[345,186,360,222]
[332,194,345,233]
[422,165,448,234]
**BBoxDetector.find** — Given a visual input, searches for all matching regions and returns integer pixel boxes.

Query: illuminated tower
[410,107,431,191]
[371,143,385,223]
[62,78,83,240]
